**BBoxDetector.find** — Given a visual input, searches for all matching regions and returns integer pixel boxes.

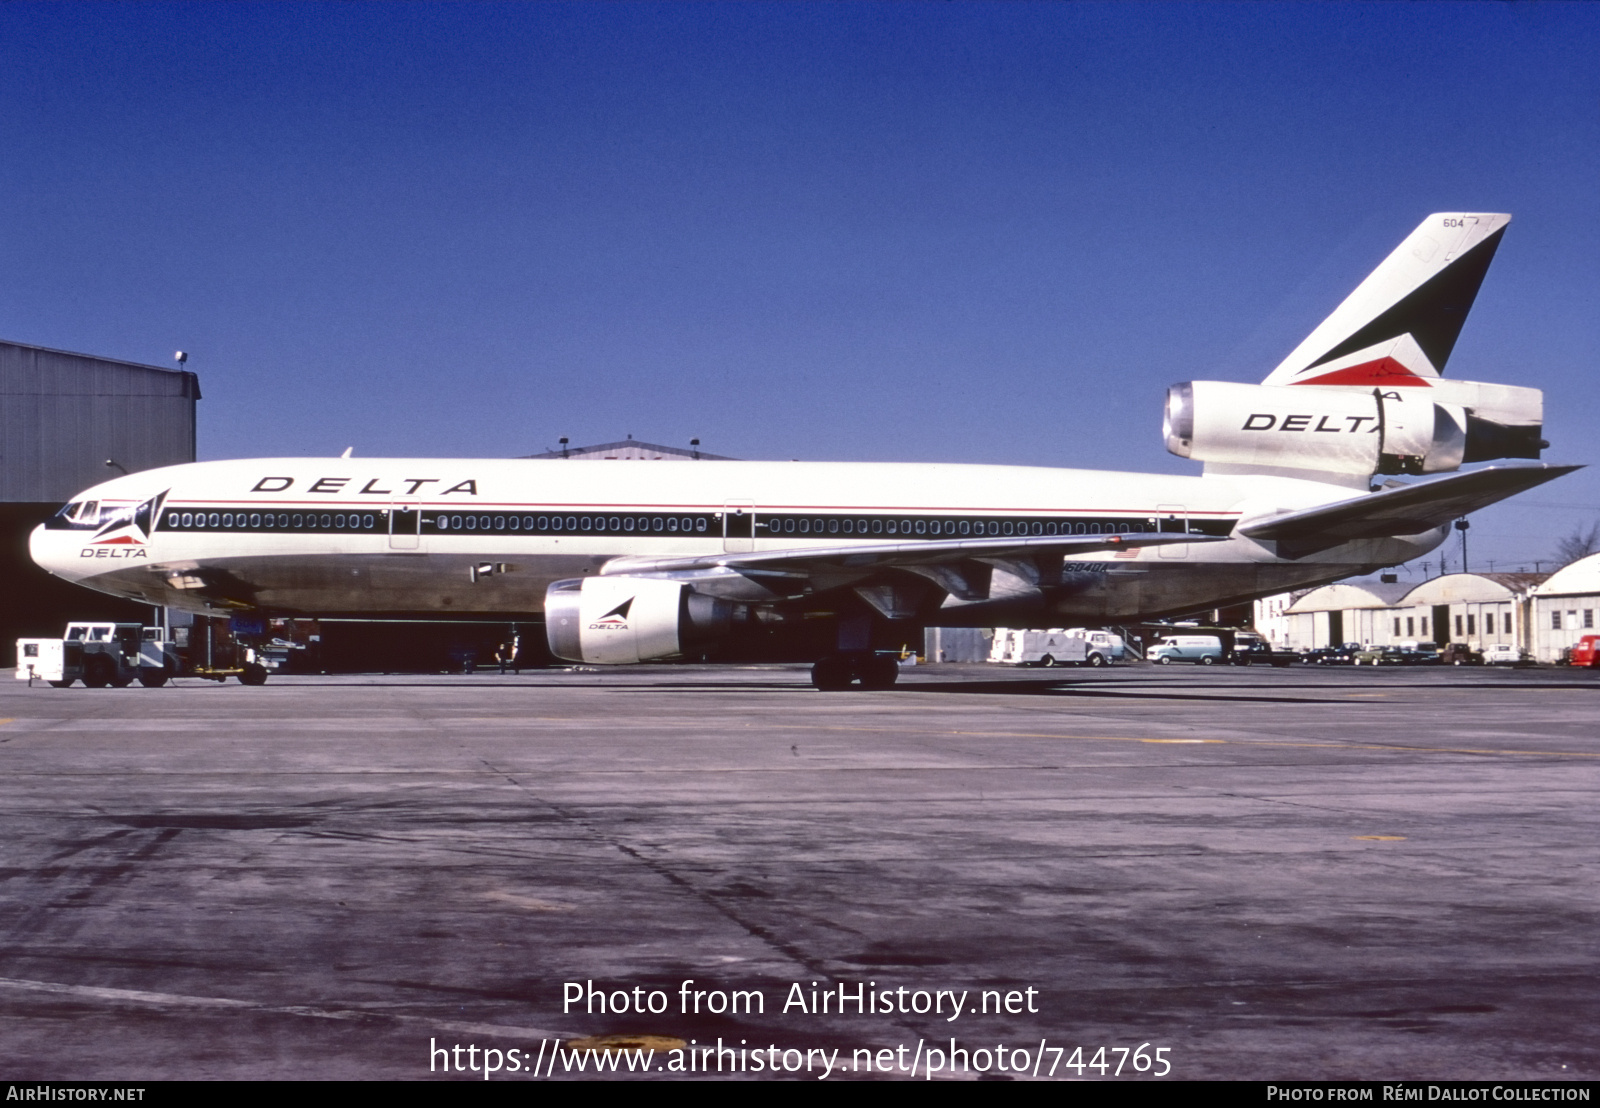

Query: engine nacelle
[544,576,731,664]
[1165,380,1543,477]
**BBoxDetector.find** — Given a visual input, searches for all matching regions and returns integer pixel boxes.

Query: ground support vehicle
[1064,628,1127,663]
[16,623,179,688]
[172,614,285,685]
[1571,636,1600,669]
[1149,635,1225,665]
[991,628,1118,668]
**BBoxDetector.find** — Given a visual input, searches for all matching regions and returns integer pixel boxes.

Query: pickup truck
[1230,641,1298,667]
[1481,644,1526,666]
[1571,635,1600,668]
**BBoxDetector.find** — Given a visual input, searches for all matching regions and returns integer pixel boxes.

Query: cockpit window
[55,501,102,526]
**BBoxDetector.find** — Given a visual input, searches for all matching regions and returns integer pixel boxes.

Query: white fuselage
[31,456,1444,629]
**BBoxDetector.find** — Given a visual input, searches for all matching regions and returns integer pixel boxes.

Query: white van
[1149,635,1225,665]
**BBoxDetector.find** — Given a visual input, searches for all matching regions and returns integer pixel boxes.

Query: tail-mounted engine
[545,576,732,664]
[1164,379,1544,477]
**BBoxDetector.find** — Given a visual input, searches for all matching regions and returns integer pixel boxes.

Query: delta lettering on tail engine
[30,213,1577,688]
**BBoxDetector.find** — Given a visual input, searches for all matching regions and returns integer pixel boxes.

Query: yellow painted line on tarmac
[794,724,1600,760]
[0,719,12,727]
[1353,835,1407,841]
[419,717,1600,760]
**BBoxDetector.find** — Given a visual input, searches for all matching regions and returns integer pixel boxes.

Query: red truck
[1571,635,1600,669]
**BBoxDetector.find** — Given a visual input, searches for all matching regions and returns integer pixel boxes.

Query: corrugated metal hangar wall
[1,339,200,661]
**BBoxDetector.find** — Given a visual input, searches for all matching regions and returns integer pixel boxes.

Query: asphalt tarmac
[1,662,1596,1081]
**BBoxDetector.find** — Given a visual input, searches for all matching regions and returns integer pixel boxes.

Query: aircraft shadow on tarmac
[157,670,1597,703]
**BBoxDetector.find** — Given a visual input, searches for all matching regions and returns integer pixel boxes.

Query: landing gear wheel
[138,667,169,688]
[48,679,74,688]
[239,663,269,686]
[858,655,899,689]
[1087,652,1106,668]
[810,657,854,691]
[110,676,133,688]
[82,656,114,688]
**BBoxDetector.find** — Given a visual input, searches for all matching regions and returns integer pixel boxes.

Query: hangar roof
[1285,573,1550,614]
[1285,581,1411,613]
[1532,553,1600,598]
[1403,572,1547,605]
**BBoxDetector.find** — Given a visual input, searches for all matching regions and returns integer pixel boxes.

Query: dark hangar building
[1,339,200,664]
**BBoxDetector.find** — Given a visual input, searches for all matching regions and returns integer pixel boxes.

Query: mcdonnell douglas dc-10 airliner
[31,213,1577,687]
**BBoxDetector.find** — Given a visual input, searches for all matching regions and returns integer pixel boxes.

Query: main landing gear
[810,653,899,691]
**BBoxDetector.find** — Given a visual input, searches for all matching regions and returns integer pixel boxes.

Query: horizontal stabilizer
[1237,464,1579,557]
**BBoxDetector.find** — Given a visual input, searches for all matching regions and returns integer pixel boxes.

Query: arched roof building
[1529,554,1600,662]
[1257,572,1549,655]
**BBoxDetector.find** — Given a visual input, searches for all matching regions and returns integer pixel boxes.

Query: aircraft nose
[29,522,85,582]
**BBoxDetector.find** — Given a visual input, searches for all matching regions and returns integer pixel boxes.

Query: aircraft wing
[600,531,1223,600]
[1237,463,1580,557]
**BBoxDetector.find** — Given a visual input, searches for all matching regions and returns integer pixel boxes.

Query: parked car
[1392,643,1442,665]
[1481,644,1525,666]
[1439,643,1483,666]
[1231,641,1298,667]
[1318,643,1367,666]
[1352,646,1397,666]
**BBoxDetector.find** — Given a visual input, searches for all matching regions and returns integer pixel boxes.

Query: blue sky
[1,2,1595,571]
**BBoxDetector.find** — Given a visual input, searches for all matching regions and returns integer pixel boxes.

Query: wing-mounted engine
[544,576,732,664]
[1164,378,1543,478]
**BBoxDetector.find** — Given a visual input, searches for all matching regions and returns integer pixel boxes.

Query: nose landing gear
[810,653,900,691]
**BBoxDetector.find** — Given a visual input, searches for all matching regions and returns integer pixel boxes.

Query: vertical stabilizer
[1262,213,1509,387]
